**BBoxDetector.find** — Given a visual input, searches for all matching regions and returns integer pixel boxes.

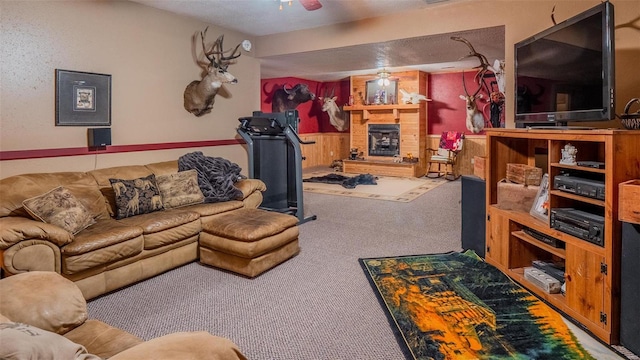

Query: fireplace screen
[368,124,400,156]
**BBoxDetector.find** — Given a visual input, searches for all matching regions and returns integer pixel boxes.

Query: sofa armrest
[108,332,247,360]
[234,179,266,199]
[0,271,88,335]
[0,217,73,249]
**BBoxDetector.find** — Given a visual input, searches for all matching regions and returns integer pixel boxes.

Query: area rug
[303,171,446,202]
[359,251,596,360]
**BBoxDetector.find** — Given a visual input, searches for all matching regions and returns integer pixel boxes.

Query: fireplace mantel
[343,104,420,120]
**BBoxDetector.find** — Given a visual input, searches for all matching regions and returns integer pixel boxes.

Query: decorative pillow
[0,322,101,360]
[156,170,205,209]
[22,186,96,235]
[109,174,163,219]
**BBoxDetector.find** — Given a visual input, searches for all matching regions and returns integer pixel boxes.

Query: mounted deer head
[184,28,242,117]
[452,36,491,133]
[318,87,348,132]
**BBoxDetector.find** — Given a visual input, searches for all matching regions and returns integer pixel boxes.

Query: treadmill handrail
[286,125,316,145]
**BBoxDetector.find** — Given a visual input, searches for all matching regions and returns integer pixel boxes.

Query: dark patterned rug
[359,251,595,360]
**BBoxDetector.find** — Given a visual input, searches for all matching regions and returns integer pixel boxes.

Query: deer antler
[451,36,491,97]
[200,28,242,70]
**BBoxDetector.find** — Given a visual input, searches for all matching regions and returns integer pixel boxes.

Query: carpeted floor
[360,251,598,360]
[86,178,627,360]
[303,170,447,202]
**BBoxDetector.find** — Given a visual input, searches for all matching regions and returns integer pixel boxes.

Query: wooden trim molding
[0,139,244,161]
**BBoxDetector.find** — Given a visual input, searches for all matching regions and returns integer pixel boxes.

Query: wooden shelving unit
[484,128,640,345]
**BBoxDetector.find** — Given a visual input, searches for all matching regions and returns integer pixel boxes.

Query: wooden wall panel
[426,135,486,176]
[300,133,350,169]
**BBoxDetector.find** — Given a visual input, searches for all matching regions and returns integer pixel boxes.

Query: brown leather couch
[0,160,266,300]
[0,271,248,359]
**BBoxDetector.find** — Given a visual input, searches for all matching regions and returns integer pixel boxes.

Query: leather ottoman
[199,208,300,277]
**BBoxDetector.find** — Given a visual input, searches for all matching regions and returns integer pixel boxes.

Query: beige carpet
[302,170,448,202]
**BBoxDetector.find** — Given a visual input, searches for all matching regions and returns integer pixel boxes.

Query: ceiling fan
[279,0,322,11]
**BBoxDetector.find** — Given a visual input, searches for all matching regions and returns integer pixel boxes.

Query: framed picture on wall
[365,79,398,105]
[55,69,111,126]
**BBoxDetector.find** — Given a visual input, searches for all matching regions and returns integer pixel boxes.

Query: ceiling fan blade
[299,0,322,11]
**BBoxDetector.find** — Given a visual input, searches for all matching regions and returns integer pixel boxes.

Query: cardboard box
[497,180,539,212]
[507,163,542,186]
[619,179,640,224]
[473,156,486,180]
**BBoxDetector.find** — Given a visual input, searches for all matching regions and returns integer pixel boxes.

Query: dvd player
[553,174,605,200]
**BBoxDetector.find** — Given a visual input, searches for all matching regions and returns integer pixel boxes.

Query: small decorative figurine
[560,143,578,165]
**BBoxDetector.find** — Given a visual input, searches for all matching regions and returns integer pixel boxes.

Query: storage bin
[497,179,539,212]
[619,179,640,224]
[507,163,542,186]
[473,156,486,180]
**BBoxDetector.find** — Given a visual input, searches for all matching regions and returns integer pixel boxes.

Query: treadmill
[237,110,317,224]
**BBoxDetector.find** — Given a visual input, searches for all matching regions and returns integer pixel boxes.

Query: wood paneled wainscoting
[299,132,485,177]
[299,132,350,169]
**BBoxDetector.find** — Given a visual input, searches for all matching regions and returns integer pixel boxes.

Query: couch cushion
[108,332,248,360]
[0,322,101,360]
[202,208,299,242]
[0,172,109,220]
[64,319,142,359]
[0,271,87,335]
[156,170,204,209]
[22,186,96,235]
[61,220,144,275]
[117,209,201,250]
[109,175,163,219]
[88,165,153,218]
[185,201,244,218]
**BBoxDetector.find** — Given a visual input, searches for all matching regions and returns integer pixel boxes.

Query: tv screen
[515,2,614,124]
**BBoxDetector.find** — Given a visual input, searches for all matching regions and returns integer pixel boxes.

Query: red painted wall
[261,73,500,136]
[260,77,349,134]
[428,71,495,136]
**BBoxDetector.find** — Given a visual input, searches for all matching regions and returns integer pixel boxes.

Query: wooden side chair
[426,131,465,180]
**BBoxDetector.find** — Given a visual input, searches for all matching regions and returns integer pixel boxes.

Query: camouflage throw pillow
[22,186,96,235]
[109,174,163,219]
[156,170,204,209]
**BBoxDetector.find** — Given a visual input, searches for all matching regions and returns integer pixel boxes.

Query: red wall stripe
[0,139,244,161]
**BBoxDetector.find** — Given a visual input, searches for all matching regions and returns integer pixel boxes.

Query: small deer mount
[183,28,245,117]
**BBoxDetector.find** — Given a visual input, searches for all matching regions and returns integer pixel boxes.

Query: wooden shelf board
[551,163,606,174]
[550,190,605,207]
[512,230,566,259]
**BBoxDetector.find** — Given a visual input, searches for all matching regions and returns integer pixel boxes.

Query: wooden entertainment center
[484,128,640,344]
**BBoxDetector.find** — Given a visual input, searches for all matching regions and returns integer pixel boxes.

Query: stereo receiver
[550,208,604,246]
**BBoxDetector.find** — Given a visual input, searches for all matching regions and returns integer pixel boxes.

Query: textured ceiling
[129,0,505,81]
[260,26,505,81]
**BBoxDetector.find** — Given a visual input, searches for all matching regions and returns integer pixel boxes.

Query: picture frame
[530,173,550,222]
[365,79,398,105]
[55,69,111,126]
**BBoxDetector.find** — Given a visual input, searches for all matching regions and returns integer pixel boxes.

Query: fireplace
[368,124,400,157]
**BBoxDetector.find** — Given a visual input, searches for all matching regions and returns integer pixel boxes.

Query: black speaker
[461,175,486,258]
[88,128,111,147]
[620,222,640,356]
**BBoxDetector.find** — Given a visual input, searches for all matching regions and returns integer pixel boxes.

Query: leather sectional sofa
[0,159,266,300]
[0,271,248,359]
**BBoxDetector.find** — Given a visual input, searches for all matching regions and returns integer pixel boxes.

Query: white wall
[0,1,260,178]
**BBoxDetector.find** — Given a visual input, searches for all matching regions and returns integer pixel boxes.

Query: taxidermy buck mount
[318,87,348,132]
[183,28,246,117]
[452,36,492,133]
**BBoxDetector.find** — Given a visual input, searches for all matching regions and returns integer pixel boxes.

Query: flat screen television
[514,2,615,126]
